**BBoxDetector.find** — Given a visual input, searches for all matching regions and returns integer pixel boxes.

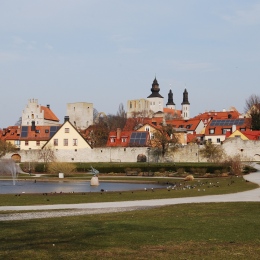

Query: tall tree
[0,140,17,158]
[245,94,260,130]
[152,125,179,157]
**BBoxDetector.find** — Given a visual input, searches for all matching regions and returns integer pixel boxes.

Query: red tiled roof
[41,106,59,122]
[240,130,260,140]
[0,126,20,141]
[166,119,201,132]
[187,133,198,143]
[204,118,250,136]
[107,130,150,147]
[192,110,241,125]
[163,108,182,117]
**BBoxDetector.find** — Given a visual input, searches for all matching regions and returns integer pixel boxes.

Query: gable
[43,120,92,149]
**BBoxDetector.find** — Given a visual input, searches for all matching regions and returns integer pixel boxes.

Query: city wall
[4,138,260,163]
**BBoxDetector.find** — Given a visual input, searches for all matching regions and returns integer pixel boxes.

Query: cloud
[222,3,260,25]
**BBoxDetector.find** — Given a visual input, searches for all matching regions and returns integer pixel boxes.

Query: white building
[22,99,60,126]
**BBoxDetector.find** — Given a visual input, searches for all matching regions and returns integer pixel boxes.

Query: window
[63,139,68,146]
[110,138,116,143]
[25,141,29,146]
[65,128,69,133]
[73,139,78,146]
[36,140,40,146]
[217,138,221,143]
[122,138,127,143]
[222,128,231,134]
[145,127,150,132]
[54,139,58,146]
[209,128,215,134]
[14,140,20,145]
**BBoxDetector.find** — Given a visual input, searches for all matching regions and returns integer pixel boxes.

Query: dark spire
[181,89,190,105]
[147,77,163,98]
[166,89,175,106]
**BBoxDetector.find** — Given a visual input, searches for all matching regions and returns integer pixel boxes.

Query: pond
[0,180,166,194]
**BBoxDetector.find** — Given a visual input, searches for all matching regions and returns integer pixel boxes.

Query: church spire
[147,77,163,98]
[181,88,190,120]
[166,89,175,106]
[181,88,190,105]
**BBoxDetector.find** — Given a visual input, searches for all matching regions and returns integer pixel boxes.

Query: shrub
[48,162,77,176]
[177,168,185,175]
[184,175,194,181]
[35,163,45,173]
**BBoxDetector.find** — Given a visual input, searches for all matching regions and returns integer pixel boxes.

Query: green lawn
[1,203,260,259]
[1,174,260,259]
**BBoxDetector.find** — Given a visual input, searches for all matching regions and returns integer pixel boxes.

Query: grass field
[1,202,260,259]
[1,174,260,259]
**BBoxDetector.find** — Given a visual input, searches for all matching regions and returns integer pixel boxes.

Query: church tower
[166,89,175,110]
[181,89,190,120]
[147,77,164,113]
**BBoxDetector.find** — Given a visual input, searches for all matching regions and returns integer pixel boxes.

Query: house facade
[43,116,92,152]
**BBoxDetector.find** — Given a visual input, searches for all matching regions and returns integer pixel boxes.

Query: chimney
[31,121,36,131]
[47,104,50,109]
[64,116,70,122]
[116,128,121,139]
[232,124,236,133]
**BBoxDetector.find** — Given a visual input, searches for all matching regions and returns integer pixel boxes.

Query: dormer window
[122,138,127,143]
[209,128,215,134]
[110,138,116,143]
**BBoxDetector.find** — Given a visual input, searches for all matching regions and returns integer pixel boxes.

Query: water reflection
[0,180,166,194]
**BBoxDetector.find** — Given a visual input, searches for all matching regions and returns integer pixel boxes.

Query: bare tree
[222,154,243,175]
[245,94,260,130]
[200,141,225,163]
[14,117,22,126]
[38,146,56,171]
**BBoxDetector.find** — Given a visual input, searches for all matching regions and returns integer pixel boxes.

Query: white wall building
[22,99,60,126]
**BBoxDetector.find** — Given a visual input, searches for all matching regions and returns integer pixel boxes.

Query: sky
[0,0,260,128]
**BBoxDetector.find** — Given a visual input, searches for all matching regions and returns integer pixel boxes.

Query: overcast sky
[0,0,260,128]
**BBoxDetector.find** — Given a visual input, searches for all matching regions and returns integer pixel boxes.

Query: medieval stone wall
[4,138,260,163]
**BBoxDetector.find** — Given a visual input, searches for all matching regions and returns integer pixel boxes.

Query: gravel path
[1,164,260,221]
